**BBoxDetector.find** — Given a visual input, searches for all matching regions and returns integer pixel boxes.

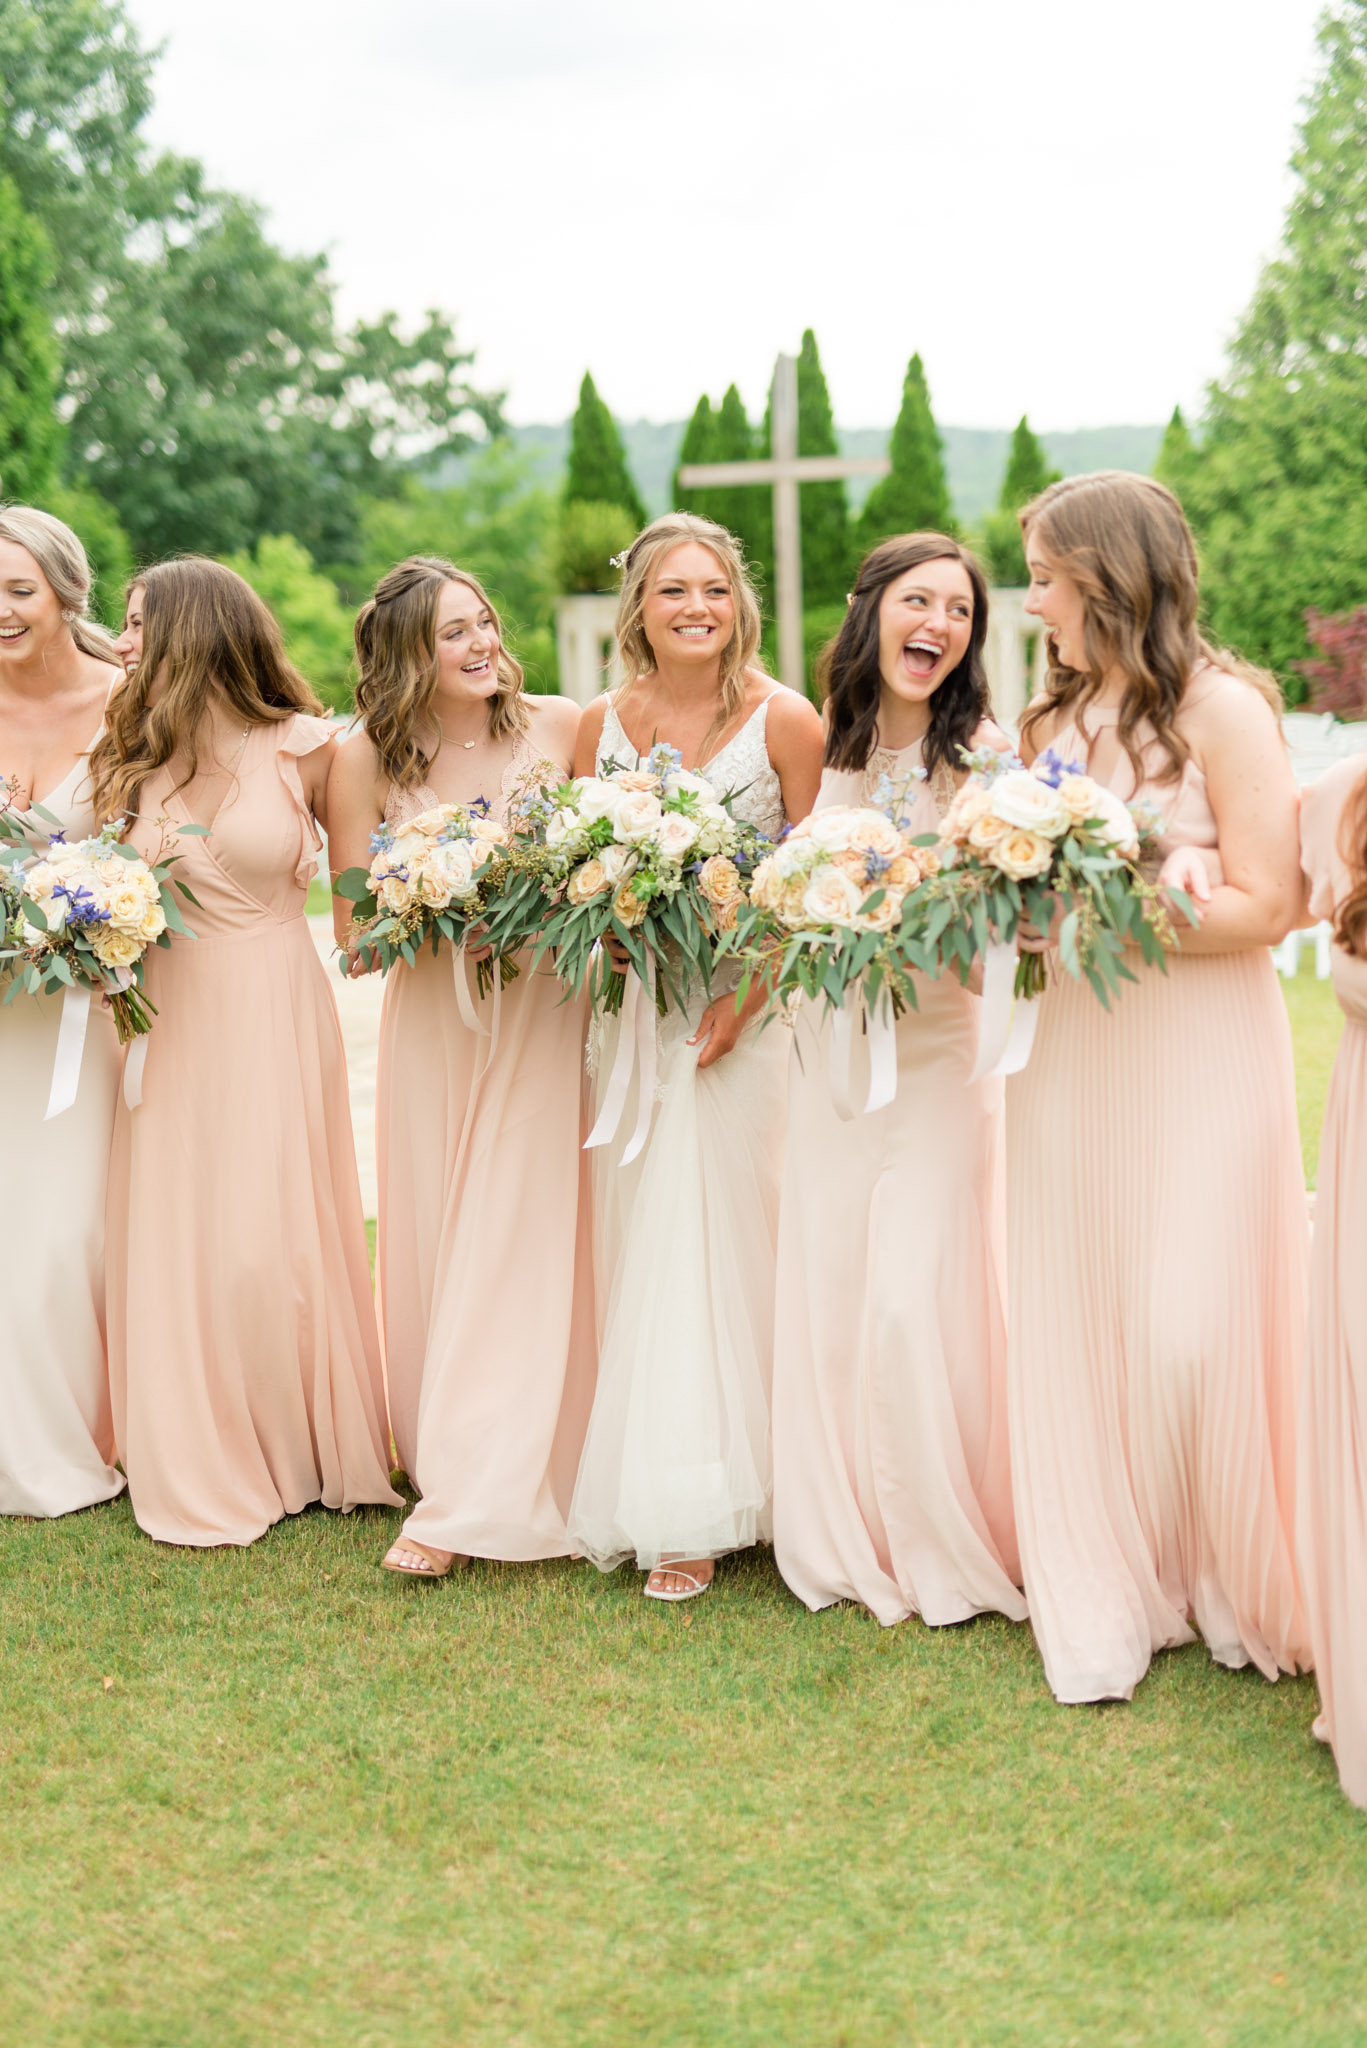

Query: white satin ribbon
[584,963,659,1166]
[452,940,489,1036]
[970,940,1041,1083]
[123,1035,149,1109]
[44,985,90,1120]
[828,986,899,1121]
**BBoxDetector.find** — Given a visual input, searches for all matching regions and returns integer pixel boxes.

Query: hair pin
[609,550,632,571]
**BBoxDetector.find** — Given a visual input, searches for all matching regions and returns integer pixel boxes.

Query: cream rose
[137,902,167,942]
[967,812,1012,851]
[711,897,739,933]
[653,811,699,862]
[545,806,582,848]
[92,926,142,968]
[1084,785,1140,857]
[576,780,622,826]
[808,810,858,855]
[779,875,812,927]
[846,810,902,859]
[941,784,991,840]
[612,769,662,794]
[599,843,634,887]
[614,790,664,842]
[990,829,1054,880]
[471,817,508,845]
[105,883,148,931]
[379,874,414,914]
[698,855,742,909]
[611,881,649,929]
[568,859,611,904]
[802,866,865,927]
[407,809,448,839]
[988,771,1069,837]
[859,889,902,935]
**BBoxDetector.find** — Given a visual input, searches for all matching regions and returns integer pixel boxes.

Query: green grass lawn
[1,954,1359,2047]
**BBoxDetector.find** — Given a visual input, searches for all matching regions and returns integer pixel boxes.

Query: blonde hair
[353,557,528,792]
[613,514,764,747]
[1018,471,1280,784]
[90,556,322,825]
[0,503,119,663]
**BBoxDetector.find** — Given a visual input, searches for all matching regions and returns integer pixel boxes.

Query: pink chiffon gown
[1298,758,1367,1805]
[1,735,125,1516]
[1006,669,1310,1703]
[772,748,1026,1628]
[107,715,400,1545]
[378,734,597,1559]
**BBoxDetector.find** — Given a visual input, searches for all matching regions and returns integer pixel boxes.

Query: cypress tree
[980,414,1060,584]
[672,393,716,512]
[564,371,646,529]
[709,383,771,599]
[0,173,61,503]
[856,353,953,552]
[792,329,848,605]
[1153,404,1198,504]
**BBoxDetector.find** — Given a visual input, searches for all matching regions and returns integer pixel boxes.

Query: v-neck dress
[106,715,400,1545]
[1005,670,1309,1702]
[771,744,1027,1628]
[1,742,125,1516]
[376,733,598,1560]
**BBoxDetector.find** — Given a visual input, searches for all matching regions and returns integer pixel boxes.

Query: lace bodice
[384,731,561,830]
[815,740,954,833]
[597,694,788,839]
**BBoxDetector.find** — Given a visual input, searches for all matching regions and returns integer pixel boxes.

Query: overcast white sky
[126,0,1327,431]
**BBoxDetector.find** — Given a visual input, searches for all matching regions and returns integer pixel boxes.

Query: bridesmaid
[772,534,1027,1629]
[92,557,399,1546]
[568,513,824,1599]
[328,556,594,1579]
[1009,470,1309,1703]
[1298,761,1367,1805]
[0,505,125,1517]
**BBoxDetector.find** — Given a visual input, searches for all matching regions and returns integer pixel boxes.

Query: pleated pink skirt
[1006,947,1310,1703]
[1300,1011,1367,1805]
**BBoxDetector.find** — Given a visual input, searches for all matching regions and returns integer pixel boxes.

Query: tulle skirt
[568,994,788,1572]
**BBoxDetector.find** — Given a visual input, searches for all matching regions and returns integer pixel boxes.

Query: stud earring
[61,608,77,623]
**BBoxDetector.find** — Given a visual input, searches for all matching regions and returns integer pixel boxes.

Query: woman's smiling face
[0,539,66,670]
[876,557,976,714]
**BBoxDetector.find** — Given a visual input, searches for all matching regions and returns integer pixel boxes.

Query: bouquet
[0,806,197,1043]
[334,800,517,994]
[723,798,942,1021]
[907,746,1188,1006]
[486,743,773,1015]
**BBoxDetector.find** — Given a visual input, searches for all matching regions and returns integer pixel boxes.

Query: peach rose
[611,881,650,928]
[988,771,1069,837]
[612,770,662,794]
[698,855,742,909]
[379,874,414,914]
[990,830,1053,880]
[568,858,611,904]
[846,810,902,859]
[967,812,1012,851]
[802,867,864,927]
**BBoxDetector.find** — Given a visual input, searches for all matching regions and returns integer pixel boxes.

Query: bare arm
[1168,684,1302,953]
[326,728,388,960]
[764,686,825,825]
[527,694,583,778]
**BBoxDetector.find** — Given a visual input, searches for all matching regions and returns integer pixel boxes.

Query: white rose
[666,769,716,800]
[845,810,902,859]
[988,771,1069,838]
[599,844,635,887]
[653,812,699,861]
[576,780,622,826]
[615,790,665,842]
[1082,784,1140,857]
[545,807,583,849]
[802,866,865,927]
[808,810,858,854]
[694,802,735,856]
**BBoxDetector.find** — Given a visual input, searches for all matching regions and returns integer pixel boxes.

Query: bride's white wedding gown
[568,695,790,1572]
[1,748,125,1516]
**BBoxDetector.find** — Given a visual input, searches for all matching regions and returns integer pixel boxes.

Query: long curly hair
[820,533,990,781]
[1017,471,1279,785]
[613,514,764,752]
[353,557,527,792]
[89,557,321,826]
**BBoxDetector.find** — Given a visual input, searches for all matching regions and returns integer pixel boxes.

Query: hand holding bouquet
[487,744,772,1015]
[725,799,941,1021]
[0,807,196,1042]
[908,746,1189,1005]
[333,800,516,994]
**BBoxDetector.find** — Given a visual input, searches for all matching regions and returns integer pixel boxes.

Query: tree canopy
[0,169,60,502]
[980,414,1058,586]
[1178,0,1367,685]
[790,329,848,606]
[857,353,953,558]
[564,372,646,531]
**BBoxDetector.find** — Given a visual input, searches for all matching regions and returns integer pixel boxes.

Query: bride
[568,513,823,1599]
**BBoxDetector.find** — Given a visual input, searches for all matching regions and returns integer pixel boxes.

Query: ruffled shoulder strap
[273,713,334,887]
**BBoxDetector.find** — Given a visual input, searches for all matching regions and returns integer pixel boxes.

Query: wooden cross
[676,352,890,691]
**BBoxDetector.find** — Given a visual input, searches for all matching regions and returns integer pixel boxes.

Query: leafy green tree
[0,0,505,567]
[564,372,646,529]
[708,384,771,598]
[555,502,634,594]
[222,534,357,710]
[673,394,716,511]
[48,481,132,626]
[791,329,848,605]
[1153,405,1199,504]
[980,415,1059,586]
[857,353,953,555]
[0,172,60,502]
[1178,0,1367,684]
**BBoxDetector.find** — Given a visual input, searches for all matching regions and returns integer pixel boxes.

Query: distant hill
[440,419,1166,528]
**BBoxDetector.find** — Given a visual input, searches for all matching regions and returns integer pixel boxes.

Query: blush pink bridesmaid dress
[771,745,1027,1628]
[1298,758,1367,1806]
[377,734,597,1560]
[1006,668,1310,1702]
[106,716,400,1545]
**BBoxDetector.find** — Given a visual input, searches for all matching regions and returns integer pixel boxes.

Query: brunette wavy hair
[1017,471,1279,785]
[89,557,321,826]
[353,556,527,792]
[613,513,765,753]
[820,533,990,781]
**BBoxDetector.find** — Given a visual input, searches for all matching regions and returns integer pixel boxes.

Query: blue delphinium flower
[646,741,684,779]
[1033,746,1085,789]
